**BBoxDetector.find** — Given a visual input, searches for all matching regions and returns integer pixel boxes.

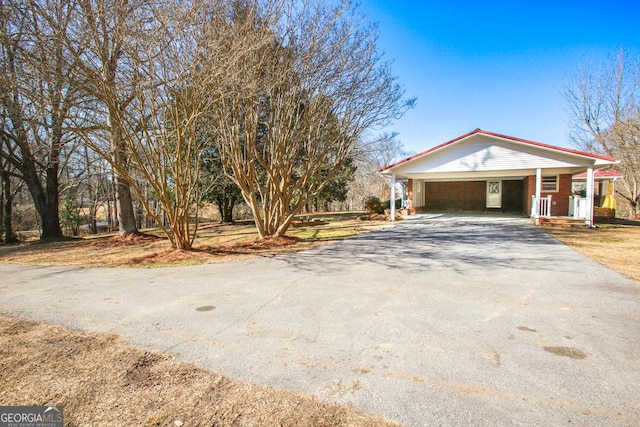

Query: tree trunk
[109,117,138,235]
[224,200,235,223]
[1,170,16,243]
[27,185,62,239]
[42,166,63,239]
[89,205,98,234]
[18,157,63,239]
[114,176,137,234]
[216,196,235,223]
[0,173,4,240]
[106,198,113,231]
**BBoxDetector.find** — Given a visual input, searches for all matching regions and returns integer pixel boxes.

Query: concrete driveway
[1,214,639,426]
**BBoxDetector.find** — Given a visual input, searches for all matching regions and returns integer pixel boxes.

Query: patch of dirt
[88,232,165,247]
[0,315,398,426]
[359,213,401,221]
[238,235,303,248]
[543,346,588,359]
[199,236,325,260]
[291,220,328,228]
[130,249,212,266]
[196,220,255,231]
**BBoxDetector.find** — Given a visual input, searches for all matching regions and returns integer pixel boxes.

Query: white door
[486,180,502,208]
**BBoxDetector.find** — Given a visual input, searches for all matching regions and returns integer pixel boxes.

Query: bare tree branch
[563,48,640,218]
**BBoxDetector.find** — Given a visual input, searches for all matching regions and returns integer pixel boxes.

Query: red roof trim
[573,169,624,179]
[378,128,618,173]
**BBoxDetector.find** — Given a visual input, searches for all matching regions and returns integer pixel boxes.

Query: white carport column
[390,173,396,221]
[389,173,396,221]
[532,168,542,224]
[585,166,594,227]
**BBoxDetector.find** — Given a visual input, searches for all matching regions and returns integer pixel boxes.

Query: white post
[585,166,594,227]
[390,173,396,221]
[533,168,542,224]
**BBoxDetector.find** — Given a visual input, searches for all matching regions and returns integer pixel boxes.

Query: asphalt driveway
[1,214,639,426]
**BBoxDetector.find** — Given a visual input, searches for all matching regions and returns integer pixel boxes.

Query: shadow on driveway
[282,214,583,275]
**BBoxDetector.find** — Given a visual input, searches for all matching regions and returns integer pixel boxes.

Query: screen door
[486,180,502,208]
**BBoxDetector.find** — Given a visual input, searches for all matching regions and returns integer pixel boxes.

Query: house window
[542,175,558,192]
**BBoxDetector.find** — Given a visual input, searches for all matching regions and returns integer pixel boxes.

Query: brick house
[378,129,618,226]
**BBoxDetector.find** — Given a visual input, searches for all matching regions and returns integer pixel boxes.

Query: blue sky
[359,1,640,154]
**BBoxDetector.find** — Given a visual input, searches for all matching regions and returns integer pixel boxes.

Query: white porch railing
[568,196,588,219]
[531,195,552,219]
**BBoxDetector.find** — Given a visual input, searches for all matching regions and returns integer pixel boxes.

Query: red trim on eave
[476,129,618,162]
[574,169,624,179]
[378,128,618,173]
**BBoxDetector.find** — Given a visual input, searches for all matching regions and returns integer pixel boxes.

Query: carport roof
[379,128,619,176]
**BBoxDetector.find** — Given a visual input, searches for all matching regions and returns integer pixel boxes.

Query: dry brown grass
[0,316,398,426]
[543,220,640,283]
[0,214,390,268]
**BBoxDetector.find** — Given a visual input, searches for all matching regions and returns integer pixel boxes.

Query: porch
[532,194,617,227]
[531,168,621,226]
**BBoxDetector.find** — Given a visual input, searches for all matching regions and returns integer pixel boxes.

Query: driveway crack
[213,280,299,336]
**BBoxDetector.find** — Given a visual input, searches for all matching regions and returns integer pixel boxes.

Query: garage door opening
[423,179,525,214]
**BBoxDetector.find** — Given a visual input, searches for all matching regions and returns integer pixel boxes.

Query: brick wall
[424,181,486,211]
[550,174,572,216]
[524,176,535,214]
[524,173,573,216]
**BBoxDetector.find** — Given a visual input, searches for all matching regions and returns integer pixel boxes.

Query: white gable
[392,135,596,176]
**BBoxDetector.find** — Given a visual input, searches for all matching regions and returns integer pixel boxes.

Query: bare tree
[207,0,413,239]
[0,0,84,239]
[69,1,196,248]
[71,0,268,249]
[346,133,410,210]
[600,114,640,217]
[62,0,164,235]
[363,132,410,170]
[564,48,640,218]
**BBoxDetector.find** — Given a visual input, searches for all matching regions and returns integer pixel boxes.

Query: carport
[379,129,618,226]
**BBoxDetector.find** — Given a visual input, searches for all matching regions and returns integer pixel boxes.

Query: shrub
[381,198,402,211]
[364,196,385,214]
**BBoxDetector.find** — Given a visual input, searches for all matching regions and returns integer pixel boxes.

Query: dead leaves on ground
[0,316,398,427]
